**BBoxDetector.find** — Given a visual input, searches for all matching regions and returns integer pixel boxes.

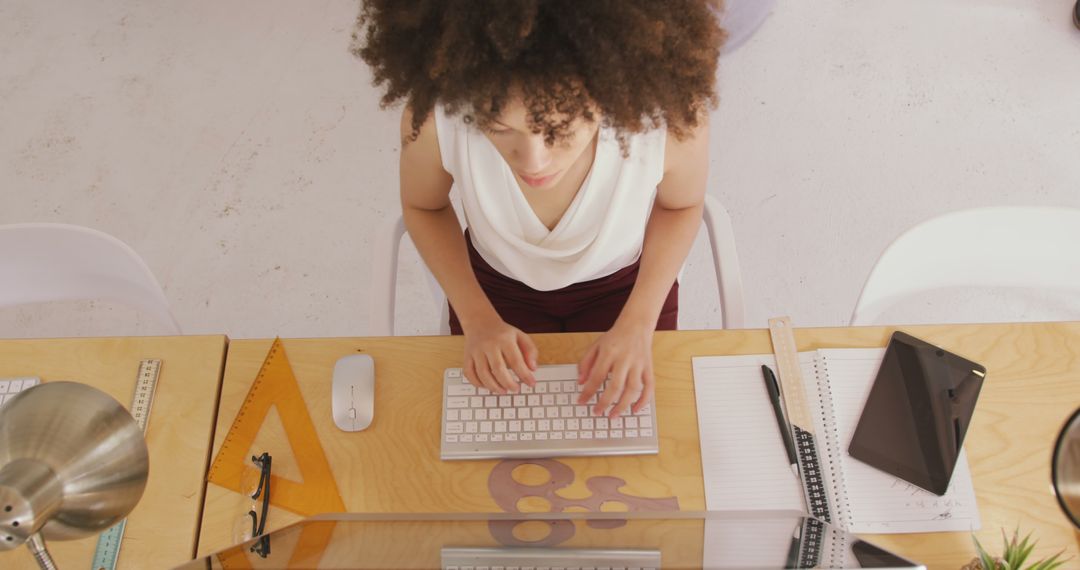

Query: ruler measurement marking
[768,316,833,531]
[90,359,161,570]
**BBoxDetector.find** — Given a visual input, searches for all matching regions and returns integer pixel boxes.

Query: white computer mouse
[331,354,375,432]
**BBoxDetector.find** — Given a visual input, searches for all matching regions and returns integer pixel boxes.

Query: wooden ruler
[767,317,832,566]
[90,359,161,570]
[207,338,345,517]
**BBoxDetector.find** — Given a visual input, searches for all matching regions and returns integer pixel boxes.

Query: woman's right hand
[462,315,539,394]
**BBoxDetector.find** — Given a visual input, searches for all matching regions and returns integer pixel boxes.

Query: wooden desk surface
[197,324,1080,569]
[0,335,227,570]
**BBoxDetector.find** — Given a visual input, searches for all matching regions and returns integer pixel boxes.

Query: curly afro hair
[352,0,725,147]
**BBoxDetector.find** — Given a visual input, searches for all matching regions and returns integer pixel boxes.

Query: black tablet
[848,331,986,496]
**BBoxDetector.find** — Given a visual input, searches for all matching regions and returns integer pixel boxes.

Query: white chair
[369,194,745,335]
[0,223,181,334]
[850,206,1080,326]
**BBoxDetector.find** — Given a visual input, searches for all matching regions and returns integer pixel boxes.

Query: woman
[354,1,724,419]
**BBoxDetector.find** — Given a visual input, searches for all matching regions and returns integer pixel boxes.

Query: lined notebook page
[692,354,808,511]
[817,349,981,533]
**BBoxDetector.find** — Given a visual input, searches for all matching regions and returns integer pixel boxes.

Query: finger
[577,344,599,385]
[472,355,504,394]
[610,367,643,418]
[463,359,483,389]
[505,342,535,388]
[632,367,656,414]
[486,351,518,394]
[517,331,540,375]
[595,361,631,415]
[579,353,612,406]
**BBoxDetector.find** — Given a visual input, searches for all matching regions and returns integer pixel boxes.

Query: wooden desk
[0,336,227,570]
[197,324,1080,569]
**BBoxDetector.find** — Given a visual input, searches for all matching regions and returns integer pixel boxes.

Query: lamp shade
[0,381,149,552]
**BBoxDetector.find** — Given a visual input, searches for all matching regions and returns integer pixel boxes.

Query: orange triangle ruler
[208,337,345,516]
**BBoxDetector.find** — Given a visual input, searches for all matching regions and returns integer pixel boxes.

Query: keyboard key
[640,416,653,428]
[519,408,531,419]
[556,394,571,405]
[480,421,493,433]
[523,420,536,432]
[470,397,484,408]
[446,434,459,443]
[499,396,512,407]
[446,422,464,434]
[460,409,473,421]
[625,417,638,428]
[461,434,474,443]
[447,397,469,409]
[465,423,478,434]
[641,428,654,437]
[495,421,507,433]
[447,368,461,378]
[534,382,547,393]
[477,434,489,442]
[504,408,517,419]
[448,384,476,396]
[490,408,502,420]
[447,409,459,421]
[476,409,488,420]
[485,396,498,407]
[492,434,504,442]
[0,381,8,394]
[535,432,548,440]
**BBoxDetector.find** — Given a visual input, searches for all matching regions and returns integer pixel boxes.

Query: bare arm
[399,108,497,329]
[399,108,537,391]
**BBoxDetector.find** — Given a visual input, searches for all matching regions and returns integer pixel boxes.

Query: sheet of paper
[817,348,981,533]
[692,354,805,512]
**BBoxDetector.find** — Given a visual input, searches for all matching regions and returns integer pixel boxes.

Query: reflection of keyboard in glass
[0,377,39,407]
[441,546,661,570]
[440,364,659,461]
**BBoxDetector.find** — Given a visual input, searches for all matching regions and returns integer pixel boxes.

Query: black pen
[762,364,800,478]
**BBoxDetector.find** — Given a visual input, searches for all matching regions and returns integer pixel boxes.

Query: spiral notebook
[692,348,981,534]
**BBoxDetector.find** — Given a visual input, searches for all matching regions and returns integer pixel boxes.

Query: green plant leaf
[974,534,997,570]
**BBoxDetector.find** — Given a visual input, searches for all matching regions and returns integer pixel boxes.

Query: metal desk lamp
[0,382,149,569]
[1052,407,1080,536]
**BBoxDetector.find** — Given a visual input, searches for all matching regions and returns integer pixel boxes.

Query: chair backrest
[850,206,1080,325]
[369,194,746,335]
[702,194,746,329]
[368,216,449,336]
[0,223,181,334]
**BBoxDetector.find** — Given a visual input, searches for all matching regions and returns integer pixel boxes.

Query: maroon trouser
[448,232,679,334]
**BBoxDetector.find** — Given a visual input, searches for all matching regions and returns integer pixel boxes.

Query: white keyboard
[442,546,661,570]
[440,364,659,460]
[0,377,40,407]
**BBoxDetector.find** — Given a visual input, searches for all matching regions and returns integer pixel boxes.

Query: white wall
[2,0,1079,338]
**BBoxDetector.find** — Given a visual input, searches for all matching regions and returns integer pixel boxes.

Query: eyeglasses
[232,452,272,557]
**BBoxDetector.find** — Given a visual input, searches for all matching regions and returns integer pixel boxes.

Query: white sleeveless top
[434,106,667,291]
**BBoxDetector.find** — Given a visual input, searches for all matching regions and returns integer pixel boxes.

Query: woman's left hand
[577,319,655,418]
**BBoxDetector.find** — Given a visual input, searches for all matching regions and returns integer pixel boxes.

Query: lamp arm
[26,533,58,570]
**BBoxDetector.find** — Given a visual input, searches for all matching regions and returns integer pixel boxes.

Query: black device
[848,331,986,496]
